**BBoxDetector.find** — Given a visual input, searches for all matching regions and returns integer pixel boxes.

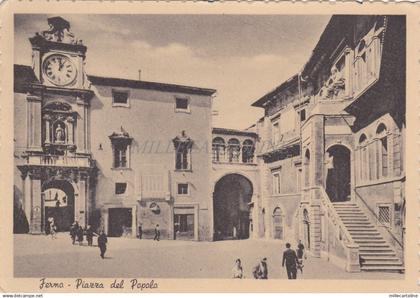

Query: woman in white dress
[232,258,244,279]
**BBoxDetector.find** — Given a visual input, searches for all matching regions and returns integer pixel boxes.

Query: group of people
[137,224,160,241]
[232,240,306,280]
[69,222,96,246]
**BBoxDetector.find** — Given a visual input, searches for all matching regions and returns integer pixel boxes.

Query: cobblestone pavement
[14,233,404,279]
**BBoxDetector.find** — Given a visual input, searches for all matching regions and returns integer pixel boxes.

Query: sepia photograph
[12,12,406,281]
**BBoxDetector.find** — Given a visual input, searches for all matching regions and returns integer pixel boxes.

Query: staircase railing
[318,186,361,272]
[354,189,404,259]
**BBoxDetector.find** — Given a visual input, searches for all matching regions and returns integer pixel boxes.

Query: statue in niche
[55,123,66,143]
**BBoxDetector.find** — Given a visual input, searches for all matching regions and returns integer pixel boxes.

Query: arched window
[358,133,368,182]
[227,138,240,163]
[376,123,388,178]
[212,137,226,162]
[272,207,284,240]
[242,139,255,163]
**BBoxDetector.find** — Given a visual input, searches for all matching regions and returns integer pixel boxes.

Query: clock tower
[29,16,89,89]
[18,17,96,234]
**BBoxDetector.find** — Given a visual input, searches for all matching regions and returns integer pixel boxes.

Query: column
[131,205,137,238]
[102,209,109,234]
[344,49,352,96]
[44,115,51,144]
[311,115,324,188]
[30,177,42,234]
[76,97,86,153]
[66,117,74,144]
[250,194,259,239]
[23,174,32,228]
[310,203,321,257]
[27,95,42,151]
[194,205,199,241]
[85,178,90,225]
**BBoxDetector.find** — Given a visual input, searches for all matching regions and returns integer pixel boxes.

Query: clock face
[43,54,77,86]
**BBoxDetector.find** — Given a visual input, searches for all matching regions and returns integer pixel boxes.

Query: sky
[14,14,330,130]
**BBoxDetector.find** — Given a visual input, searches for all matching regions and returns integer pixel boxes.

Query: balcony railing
[26,154,91,168]
[261,129,300,156]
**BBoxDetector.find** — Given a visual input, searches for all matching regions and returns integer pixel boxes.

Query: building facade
[14,15,405,272]
[251,15,405,272]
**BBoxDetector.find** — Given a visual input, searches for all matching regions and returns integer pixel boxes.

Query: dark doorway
[42,180,75,232]
[273,207,284,240]
[108,208,132,237]
[325,145,351,202]
[213,174,253,240]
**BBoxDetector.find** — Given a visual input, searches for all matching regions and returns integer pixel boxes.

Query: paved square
[14,234,403,279]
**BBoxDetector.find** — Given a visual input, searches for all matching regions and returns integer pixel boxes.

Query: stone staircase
[332,202,404,272]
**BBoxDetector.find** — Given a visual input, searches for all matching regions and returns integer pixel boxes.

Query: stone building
[14,15,405,273]
[14,16,216,241]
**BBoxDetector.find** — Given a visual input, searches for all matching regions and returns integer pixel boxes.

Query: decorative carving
[109,126,133,146]
[37,17,82,45]
[172,130,193,149]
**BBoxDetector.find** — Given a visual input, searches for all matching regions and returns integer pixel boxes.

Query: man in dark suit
[282,242,299,279]
[154,224,160,241]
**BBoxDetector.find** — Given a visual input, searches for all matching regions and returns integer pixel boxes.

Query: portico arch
[42,179,76,232]
[325,144,351,202]
[213,173,253,240]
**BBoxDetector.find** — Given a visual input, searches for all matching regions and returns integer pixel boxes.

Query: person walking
[282,243,299,279]
[76,225,84,245]
[97,230,108,259]
[252,257,268,279]
[85,225,94,246]
[138,224,143,240]
[296,240,306,274]
[153,224,160,241]
[70,221,78,245]
[232,258,244,279]
[70,222,78,245]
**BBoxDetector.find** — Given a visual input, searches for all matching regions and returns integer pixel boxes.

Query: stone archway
[42,179,75,232]
[325,144,351,202]
[213,174,253,240]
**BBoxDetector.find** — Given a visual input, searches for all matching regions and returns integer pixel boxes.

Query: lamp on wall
[98,143,103,150]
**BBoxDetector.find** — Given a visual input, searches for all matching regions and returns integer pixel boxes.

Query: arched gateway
[325,145,351,202]
[213,174,253,240]
[42,179,75,232]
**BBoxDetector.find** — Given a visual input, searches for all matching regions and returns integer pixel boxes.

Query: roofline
[14,64,216,97]
[88,75,217,96]
[251,74,298,108]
